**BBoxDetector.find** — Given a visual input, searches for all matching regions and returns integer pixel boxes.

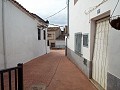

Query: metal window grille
[83,34,88,47]
[75,33,82,55]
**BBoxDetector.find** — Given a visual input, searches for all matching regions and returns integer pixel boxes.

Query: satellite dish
[109,15,120,30]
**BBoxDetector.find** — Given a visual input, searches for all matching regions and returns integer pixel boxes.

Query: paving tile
[0,50,97,90]
[24,50,97,90]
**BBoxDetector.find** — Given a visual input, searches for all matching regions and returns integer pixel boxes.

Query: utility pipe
[2,0,7,69]
[65,0,69,56]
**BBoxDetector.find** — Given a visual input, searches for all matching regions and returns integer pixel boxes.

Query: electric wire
[111,0,120,17]
[45,6,67,19]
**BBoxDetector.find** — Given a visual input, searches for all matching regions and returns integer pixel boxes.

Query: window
[38,28,41,40]
[48,34,52,37]
[83,34,88,47]
[47,40,50,46]
[51,43,55,47]
[43,30,46,40]
[75,32,82,55]
[74,0,78,5]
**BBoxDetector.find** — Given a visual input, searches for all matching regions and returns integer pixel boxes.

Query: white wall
[0,0,5,69]
[107,1,120,78]
[56,40,65,48]
[68,0,113,60]
[3,1,47,68]
[68,0,120,78]
[47,32,55,40]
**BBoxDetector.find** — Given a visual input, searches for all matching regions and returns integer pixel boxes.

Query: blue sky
[16,0,67,27]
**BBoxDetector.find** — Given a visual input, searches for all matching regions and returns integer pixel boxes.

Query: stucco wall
[107,0,120,79]
[47,32,55,40]
[0,0,5,69]
[68,0,113,61]
[3,1,47,68]
[68,0,120,80]
[55,40,65,48]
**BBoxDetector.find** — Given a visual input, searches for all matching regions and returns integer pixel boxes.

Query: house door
[51,43,55,47]
[92,17,110,89]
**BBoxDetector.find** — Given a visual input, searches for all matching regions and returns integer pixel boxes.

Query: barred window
[75,32,82,55]
[83,34,88,47]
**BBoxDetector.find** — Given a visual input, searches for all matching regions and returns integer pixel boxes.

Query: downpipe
[2,0,7,69]
[65,0,69,56]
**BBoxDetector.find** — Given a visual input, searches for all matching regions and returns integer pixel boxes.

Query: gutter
[2,0,7,68]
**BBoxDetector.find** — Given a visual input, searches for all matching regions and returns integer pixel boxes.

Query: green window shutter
[75,33,82,55]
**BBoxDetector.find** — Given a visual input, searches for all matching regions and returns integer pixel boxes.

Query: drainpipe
[2,0,7,68]
[45,29,47,54]
[65,0,69,56]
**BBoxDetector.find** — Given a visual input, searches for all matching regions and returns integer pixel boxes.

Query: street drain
[31,84,46,90]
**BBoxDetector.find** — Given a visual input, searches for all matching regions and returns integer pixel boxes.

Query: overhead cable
[45,6,67,19]
[111,0,120,17]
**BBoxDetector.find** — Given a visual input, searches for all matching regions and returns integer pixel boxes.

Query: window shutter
[75,33,82,55]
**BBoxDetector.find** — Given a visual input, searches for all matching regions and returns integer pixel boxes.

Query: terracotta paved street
[24,50,97,90]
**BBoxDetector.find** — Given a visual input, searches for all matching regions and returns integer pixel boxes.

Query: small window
[43,30,46,40]
[38,28,41,40]
[47,40,49,46]
[48,34,51,37]
[51,43,55,47]
[74,0,78,5]
[83,34,88,47]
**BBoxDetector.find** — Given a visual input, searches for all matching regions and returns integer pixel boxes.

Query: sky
[16,0,67,27]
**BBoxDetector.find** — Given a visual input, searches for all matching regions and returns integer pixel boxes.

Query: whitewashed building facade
[0,0,49,70]
[67,0,120,89]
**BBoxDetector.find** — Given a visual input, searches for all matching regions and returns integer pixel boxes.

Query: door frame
[90,11,110,89]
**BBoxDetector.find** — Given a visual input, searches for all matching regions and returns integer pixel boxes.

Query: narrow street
[23,50,97,90]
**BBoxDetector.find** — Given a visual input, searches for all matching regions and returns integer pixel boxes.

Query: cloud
[16,0,67,26]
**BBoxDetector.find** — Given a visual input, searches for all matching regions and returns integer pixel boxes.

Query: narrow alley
[23,50,97,90]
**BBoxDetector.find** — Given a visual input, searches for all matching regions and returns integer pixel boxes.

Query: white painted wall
[47,32,55,40]
[0,0,5,69]
[3,1,48,68]
[107,1,120,78]
[55,40,65,48]
[68,0,120,78]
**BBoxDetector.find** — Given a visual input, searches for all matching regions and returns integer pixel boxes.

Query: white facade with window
[0,0,49,69]
[67,0,120,89]
[47,27,61,48]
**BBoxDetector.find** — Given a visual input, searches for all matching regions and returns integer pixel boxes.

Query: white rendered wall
[107,0,120,78]
[68,0,120,78]
[56,40,65,48]
[68,0,116,60]
[47,32,55,40]
[56,40,65,46]
[4,1,47,68]
[0,0,5,69]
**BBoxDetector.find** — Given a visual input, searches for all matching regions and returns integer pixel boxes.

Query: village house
[56,30,65,49]
[47,26,65,49]
[66,0,120,90]
[0,0,50,70]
